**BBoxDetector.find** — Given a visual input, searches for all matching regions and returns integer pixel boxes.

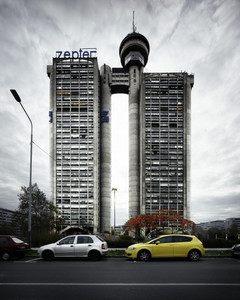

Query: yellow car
[125,234,205,261]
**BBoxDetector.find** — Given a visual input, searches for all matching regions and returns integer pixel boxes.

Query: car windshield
[12,237,24,244]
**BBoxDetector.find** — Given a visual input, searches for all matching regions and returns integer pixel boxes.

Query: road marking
[25,257,42,263]
[0,283,240,286]
[14,258,42,263]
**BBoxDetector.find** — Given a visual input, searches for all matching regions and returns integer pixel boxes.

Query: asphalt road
[0,257,240,300]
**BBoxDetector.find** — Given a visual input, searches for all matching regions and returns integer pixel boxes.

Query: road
[0,257,239,300]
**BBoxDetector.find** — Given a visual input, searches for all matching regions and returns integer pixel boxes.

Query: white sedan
[38,235,108,260]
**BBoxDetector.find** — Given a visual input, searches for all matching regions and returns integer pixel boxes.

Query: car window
[150,236,173,244]
[77,236,93,244]
[12,237,24,244]
[159,236,174,243]
[0,237,8,245]
[59,236,75,245]
[96,236,105,242]
[173,236,192,243]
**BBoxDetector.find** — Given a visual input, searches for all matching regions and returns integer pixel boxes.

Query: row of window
[145,85,183,90]
[146,206,184,214]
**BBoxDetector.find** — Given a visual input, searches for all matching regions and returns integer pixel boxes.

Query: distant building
[225,218,240,230]
[0,208,20,235]
[0,208,15,226]
[197,218,240,231]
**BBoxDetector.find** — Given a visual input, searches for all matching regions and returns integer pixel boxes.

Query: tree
[14,183,56,235]
[228,223,239,240]
[123,209,195,236]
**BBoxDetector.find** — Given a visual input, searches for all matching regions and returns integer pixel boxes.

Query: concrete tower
[48,28,193,235]
[119,32,150,218]
[100,64,112,232]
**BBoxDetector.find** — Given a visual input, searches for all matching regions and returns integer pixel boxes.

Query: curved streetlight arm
[10,89,33,247]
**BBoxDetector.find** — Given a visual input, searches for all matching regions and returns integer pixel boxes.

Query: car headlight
[128,247,136,251]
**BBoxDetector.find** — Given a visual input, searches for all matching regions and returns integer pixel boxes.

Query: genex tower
[48,28,194,234]
[119,32,150,218]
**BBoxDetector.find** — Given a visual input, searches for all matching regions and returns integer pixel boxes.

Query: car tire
[42,250,54,261]
[1,251,11,261]
[137,250,151,262]
[88,250,101,261]
[188,249,201,261]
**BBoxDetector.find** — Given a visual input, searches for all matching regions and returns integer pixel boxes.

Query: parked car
[231,244,240,258]
[125,234,205,261]
[38,235,108,260]
[0,235,29,261]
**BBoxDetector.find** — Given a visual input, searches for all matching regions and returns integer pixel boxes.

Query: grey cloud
[192,192,240,223]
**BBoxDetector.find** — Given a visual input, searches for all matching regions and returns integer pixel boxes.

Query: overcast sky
[0,0,240,226]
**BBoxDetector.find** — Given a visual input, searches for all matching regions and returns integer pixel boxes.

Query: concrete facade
[47,30,193,234]
[100,65,112,232]
[48,58,100,233]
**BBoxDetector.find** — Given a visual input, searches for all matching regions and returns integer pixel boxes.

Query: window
[173,236,192,243]
[59,236,75,245]
[151,236,173,244]
[0,237,8,245]
[77,236,93,244]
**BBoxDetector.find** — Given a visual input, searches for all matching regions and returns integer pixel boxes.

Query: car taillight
[101,243,106,250]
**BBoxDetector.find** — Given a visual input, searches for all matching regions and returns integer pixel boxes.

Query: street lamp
[10,89,33,247]
[112,188,118,237]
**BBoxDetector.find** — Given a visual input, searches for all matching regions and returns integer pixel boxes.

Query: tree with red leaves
[123,209,195,236]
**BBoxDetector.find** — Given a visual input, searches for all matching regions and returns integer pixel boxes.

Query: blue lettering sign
[56,48,97,58]
[101,110,109,123]
[49,111,53,123]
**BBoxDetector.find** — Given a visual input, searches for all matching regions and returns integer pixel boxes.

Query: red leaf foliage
[123,209,195,233]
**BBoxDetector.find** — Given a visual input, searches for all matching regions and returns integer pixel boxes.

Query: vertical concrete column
[184,74,194,220]
[128,66,142,218]
[47,65,56,207]
[100,64,112,233]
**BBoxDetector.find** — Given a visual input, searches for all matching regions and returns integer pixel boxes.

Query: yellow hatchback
[125,234,205,261]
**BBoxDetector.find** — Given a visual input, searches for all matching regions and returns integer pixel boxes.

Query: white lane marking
[0,283,240,286]
[14,258,42,263]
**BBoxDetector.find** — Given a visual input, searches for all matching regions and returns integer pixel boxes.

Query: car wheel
[1,251,11,261]
[88,250,101,261]
[137,250,151,262]
[188,249,201,261]
[42,250,54,261]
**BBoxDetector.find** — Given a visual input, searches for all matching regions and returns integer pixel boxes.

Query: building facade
[140,72,193,219]
[48,57,100,234]
[47,31,194,234]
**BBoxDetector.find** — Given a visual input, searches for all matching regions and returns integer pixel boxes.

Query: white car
[38,235,108,260]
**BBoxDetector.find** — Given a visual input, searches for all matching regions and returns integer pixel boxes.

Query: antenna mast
[132,11,137,32]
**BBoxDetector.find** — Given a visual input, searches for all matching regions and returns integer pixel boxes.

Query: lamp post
[10,89,33,247]
[112,188,118,237]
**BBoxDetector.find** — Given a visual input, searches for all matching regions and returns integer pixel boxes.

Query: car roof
[154,234,194,239]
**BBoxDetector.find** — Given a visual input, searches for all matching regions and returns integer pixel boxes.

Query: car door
[172,236,192,257]
[150,236,174,258]
[74,236,94,257]
[53,236,76,257]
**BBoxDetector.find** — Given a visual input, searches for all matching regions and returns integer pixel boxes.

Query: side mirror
[155,241,160,245]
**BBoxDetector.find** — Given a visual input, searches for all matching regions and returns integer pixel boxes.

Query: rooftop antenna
[132,11,137,32]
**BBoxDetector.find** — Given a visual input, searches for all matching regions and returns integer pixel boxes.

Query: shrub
[31,231,62,247]
[202,238,238,248]
[106,235,135,248]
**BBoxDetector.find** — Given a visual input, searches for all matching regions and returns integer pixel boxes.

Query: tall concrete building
[47,30,193,234]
